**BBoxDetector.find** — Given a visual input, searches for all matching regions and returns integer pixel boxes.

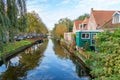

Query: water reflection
[52,39,90,79]
[52,40,68,59]
[0,39,90,80]
[0,41,48,80]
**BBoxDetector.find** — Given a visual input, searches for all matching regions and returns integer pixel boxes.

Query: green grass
[0,40,33,58]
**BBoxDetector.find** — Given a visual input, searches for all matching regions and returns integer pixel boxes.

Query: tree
[76,14,89,20]
[0,0,27,51]
[54,23,67,39]
[7,0,27,42]
[53,18,73,39]
[26,12,48,34]
[58,18,73,32]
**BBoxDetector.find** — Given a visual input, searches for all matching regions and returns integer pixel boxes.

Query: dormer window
[112,12,120,24]
[79,24,87,29]
[80,24,82,28]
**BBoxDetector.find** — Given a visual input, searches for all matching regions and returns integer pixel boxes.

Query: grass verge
[0,40,33,58]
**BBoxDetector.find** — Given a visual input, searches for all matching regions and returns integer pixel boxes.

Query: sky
[27,0,120,30]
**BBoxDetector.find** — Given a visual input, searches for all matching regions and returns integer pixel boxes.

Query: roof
[82,18,89,24]
[76,30,104,32]
[92,10,120,27]
[103,19,120,29]
[74,20,83,30]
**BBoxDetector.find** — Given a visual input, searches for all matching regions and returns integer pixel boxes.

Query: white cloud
[27,0,120,30]
[61,0,71,4]
[75,0,120,10]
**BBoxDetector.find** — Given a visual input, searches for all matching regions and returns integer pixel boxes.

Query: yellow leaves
[105,62,108,66]
[108,67,112,74]
[54,23,67,39]
[119,70,120,74]
[26,12,48,34]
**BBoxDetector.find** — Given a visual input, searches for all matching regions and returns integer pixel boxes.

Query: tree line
[0,0,27,51]
[26,11,48,34]
[0,0,48,52]
[52,14,89,39]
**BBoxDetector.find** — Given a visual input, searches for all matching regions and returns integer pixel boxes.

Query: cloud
[75,0,120,10]
[27,0,120,30]
[61,0,71,4]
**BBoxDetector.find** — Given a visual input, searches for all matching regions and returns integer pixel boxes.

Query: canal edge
[0,39,43,66]
[61,44,93,79]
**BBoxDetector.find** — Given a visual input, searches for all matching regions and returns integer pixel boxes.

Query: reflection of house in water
[25,47,33,54]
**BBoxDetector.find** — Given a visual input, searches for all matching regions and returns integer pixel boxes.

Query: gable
[74,20,83,30]
[112,11,120,16]
[112,11,120,24]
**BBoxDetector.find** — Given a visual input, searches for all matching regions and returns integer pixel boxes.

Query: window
[92,34,97,44]
[79,24,82,28]
[80,24,87,29]
[112,12,120,24]
[81,33,90,39]
[83,24,87,27]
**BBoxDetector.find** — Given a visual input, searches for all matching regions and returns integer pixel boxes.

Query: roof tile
[74,20,83,30]
[92,10,116,27]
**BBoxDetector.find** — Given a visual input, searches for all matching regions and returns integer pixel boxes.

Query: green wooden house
[76,30,103,50]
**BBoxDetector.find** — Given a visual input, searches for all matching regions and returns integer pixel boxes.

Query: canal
[0,39,90,80]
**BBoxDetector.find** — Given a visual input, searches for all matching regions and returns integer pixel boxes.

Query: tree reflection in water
[0,40,90,80]
[0,41,48,80]
[52,39,68,59]
[53,39,90,79]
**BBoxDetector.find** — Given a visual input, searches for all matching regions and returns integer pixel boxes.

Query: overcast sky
[26,0,120,30]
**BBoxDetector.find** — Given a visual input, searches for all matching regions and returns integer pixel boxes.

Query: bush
[90,29,120,79]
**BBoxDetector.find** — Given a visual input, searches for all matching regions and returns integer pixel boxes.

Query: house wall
[88,13,97,30]
[76,31,102,48]
[79,24,88,30]
[76,32,90,47]
[64,32,73,43]
[73,23,77,33]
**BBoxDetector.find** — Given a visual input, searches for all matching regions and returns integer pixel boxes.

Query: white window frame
[112,12,120,24]
[81,33,90,39]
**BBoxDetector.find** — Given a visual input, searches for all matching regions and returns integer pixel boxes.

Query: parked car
[16,36,26,41]
[27,35,33,39]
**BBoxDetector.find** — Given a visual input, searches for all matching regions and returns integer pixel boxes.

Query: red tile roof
[74,20,83,30]
[103,19,120,29]
[92,10,115,27]
[82,18,89,24]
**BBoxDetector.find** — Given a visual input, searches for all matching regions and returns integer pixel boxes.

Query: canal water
[0,39,90,80]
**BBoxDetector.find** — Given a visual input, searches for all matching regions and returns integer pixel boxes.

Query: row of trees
[0,0,27,51]
[52,14,90,39]
[26,12,48,34]
[0,0,48,52]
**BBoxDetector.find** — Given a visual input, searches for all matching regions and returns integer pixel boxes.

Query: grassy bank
[0,40,33,58]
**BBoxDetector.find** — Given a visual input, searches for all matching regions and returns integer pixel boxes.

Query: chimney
[91,8,93,11]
